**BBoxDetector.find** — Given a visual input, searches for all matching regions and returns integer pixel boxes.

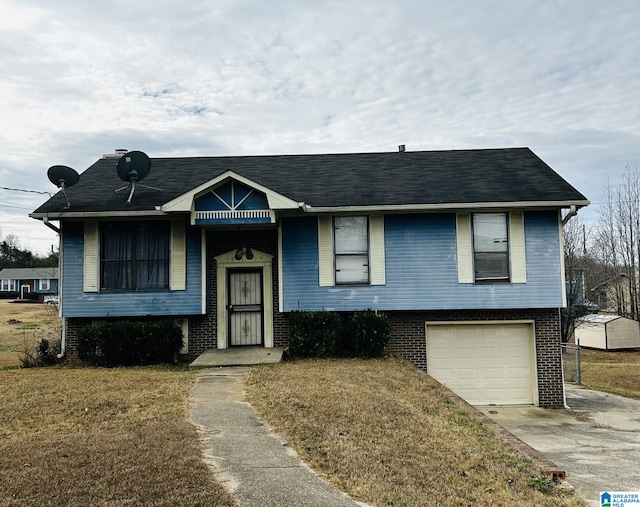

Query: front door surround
[215,248,274,349]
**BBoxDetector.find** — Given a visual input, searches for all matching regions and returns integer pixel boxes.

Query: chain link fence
[562,341,581,384]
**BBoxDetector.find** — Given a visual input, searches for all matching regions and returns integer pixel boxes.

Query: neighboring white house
[575,314,640,350]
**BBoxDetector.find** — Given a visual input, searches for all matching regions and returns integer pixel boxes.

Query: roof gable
[161,170,300,213]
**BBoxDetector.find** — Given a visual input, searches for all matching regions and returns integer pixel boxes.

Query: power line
[0,186,53,196]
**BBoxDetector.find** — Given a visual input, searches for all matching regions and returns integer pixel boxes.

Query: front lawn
[245,358,585,507]
[0,367,237,507]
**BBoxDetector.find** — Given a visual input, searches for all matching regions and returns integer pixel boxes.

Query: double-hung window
[334,216,369,284]
[101,221,170,290]
[472,213,509,282]
[40,279,50,290]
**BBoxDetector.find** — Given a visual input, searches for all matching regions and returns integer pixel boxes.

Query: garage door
[426,323,536,405]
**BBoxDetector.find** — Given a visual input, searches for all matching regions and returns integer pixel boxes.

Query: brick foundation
[384,308,564,408]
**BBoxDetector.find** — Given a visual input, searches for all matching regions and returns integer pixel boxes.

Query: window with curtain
[101,222,170,290]
[334,216,369,284]
[472,213,509,282]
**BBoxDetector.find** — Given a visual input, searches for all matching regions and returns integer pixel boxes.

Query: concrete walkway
[190,347,284,368]
[189,367,369,507]
[481,385,640,506]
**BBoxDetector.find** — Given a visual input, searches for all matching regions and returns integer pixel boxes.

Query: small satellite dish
[47,165,80,209]
[114,150,162,204]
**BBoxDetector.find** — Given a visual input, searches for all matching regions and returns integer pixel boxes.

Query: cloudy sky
[1,0,638,255]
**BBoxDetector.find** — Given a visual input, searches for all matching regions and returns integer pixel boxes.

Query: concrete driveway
[480,385,640,506]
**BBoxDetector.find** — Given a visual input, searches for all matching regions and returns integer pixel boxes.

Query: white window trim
[40,279,50,291]
[83,220,187,293]
[456,212,526,284]
[334,216,370,285]
[318,214,386,287]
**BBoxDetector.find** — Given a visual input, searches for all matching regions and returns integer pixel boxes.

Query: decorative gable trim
[161,170,301,214]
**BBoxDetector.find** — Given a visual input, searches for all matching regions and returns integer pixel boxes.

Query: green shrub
[0,291,18,300]
[343,310,390,358]
[77,320,183,366]
[289,311,341,358]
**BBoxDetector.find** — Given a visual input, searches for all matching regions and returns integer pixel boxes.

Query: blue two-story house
[31,147,588,408]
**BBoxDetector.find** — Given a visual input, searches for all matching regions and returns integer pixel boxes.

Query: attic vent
[398,144,406,152]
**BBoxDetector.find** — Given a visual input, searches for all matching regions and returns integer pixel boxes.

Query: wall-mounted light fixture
[235,246,254,260]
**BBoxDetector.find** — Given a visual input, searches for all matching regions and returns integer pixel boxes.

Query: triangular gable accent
[161,170,301,213]
[193,179,274,225]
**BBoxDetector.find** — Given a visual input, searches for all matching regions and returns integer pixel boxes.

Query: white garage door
[426,323,536,405]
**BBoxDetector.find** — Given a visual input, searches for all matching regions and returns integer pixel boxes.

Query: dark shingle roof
[33,148,588,214]
[0,267,59,279]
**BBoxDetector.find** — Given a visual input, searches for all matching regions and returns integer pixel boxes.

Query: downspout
[561,204,577,226]
[45,217,66,359]
[560,205,578,409]
[57,318,66,360]
[43,216,60,234]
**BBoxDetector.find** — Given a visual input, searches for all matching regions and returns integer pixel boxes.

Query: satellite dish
[47,165,79,209]
[116,150,151,182]
[114,150,162,204]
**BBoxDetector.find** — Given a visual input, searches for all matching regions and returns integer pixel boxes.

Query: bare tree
[590,167,640,319]
[562,215,589,342]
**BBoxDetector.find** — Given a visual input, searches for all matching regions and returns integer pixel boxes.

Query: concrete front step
[190,346,284,368]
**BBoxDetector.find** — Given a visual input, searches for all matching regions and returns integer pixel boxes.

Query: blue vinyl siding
[281,211,563,311]
[61,221,202,317]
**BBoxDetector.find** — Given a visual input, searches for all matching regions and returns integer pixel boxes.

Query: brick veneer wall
[385,308,564,408]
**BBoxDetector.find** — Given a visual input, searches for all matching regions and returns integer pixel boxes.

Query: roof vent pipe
[398,144,406,152]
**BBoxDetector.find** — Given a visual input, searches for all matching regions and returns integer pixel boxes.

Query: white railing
[195,210,272,221]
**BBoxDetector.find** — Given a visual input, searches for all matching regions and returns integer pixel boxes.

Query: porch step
[189,347,284,368]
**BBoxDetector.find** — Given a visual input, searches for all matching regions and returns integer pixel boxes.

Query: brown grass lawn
[245,358,586,507]
[0,300,61,368]
[0,367,237,507]
[580,348,640,399]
